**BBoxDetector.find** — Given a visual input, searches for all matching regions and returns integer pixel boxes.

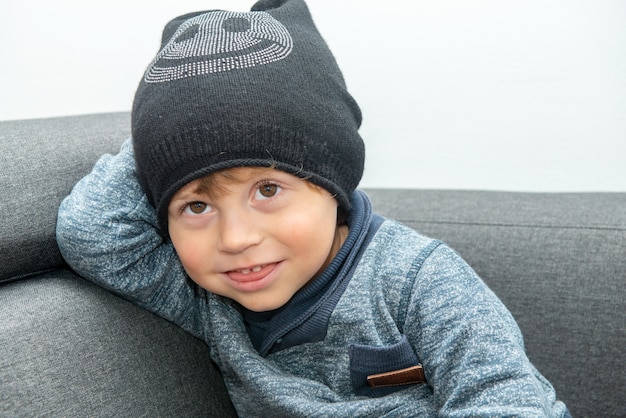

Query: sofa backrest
[1,113,624,416]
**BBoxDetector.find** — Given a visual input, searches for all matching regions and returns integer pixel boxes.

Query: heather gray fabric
[0,113,129,283]
[0,270,236,417]
[367,189,626,418]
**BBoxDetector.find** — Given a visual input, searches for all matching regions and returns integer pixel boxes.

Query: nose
[217,209,262,254]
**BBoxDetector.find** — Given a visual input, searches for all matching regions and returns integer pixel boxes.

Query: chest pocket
[349,335,426,397]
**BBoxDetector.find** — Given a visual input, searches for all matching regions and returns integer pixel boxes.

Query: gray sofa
[1,112,624,417]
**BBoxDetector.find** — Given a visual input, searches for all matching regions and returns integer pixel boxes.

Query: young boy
[56,0,570,416]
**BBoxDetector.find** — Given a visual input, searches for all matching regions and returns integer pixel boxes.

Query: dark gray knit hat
[132,0,364,234]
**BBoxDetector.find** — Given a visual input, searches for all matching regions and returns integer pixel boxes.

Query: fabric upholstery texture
[0,113,129,283]
[0,270,236,417]
[1,113,624,417]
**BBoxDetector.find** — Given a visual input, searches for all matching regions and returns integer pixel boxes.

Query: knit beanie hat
[132,0,365,234]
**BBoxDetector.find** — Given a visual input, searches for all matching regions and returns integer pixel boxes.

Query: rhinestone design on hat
[145,11,293,83]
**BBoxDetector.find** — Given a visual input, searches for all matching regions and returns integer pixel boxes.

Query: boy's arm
[406,244,566,416]
[56,138,207,339]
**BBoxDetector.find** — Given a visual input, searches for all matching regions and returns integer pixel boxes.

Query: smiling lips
[226,263,278,284]
[236,265,264,274]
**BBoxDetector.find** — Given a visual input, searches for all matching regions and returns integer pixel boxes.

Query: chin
[239,296,290,313]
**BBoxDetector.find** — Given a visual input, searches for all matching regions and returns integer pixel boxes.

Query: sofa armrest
[0,113,130,283]
[0,270,237,417]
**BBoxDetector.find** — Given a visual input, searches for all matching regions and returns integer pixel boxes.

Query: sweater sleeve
[56,138,208,340]
[404,243,566,417]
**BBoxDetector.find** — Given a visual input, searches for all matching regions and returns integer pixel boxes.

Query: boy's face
[168,167,348,312]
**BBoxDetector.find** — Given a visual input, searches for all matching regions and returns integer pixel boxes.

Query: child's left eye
[255,183,281,200]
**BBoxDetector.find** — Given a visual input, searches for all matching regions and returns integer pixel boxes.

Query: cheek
[281,204,337,251]
[171,236,208,275]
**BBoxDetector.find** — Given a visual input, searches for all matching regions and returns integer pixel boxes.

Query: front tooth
[240,269,251,274]
[252,266,262,272]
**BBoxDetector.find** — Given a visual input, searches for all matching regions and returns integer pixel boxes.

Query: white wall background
[1,0,625,192]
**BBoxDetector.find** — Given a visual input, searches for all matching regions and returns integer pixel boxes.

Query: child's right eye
[184,201,211,215]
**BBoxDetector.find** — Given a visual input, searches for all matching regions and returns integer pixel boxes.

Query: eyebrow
[170,189,207,204]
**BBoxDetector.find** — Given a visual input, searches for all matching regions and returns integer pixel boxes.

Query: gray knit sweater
[57,139,569,417]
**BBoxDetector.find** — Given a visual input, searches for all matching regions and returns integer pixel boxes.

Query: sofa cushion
[0,270,236,417]
[0,113,130,283]
[366,189,626,418]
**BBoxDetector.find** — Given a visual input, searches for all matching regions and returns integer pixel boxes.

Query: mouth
[234,265,265,275]
[225,262,280,288]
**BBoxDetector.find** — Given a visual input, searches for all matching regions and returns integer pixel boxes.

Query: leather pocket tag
[367,364,425,388]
